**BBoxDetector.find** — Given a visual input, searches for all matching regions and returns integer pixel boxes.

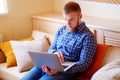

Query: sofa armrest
[0,50,6,63]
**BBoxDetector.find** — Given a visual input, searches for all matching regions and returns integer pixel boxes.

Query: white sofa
[0,31,120,80]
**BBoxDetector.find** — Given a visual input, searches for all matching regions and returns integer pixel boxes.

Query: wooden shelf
[31,12,120,47]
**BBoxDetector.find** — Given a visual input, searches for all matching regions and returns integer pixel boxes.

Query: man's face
[63,11,82,32]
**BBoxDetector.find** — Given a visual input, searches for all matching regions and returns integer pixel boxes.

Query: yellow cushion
[1,36,33,67]
[19,36,34,41]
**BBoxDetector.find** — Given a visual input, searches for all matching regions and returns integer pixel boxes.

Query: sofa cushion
[10,35,49,72]
[77,76,90,80]
[0,51,6,63]
[32,30,54,45]
[1,41,17,67]
[0,36,33,67]
[91,59,120,80]
[0,63,28,80]
[102,46,120,65]
[84,44,109,78]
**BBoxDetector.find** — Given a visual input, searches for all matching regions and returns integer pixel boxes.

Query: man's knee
[39,73,63,80]
[21,67,43,80]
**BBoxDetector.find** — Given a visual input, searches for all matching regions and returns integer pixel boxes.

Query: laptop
[28,51,76,72]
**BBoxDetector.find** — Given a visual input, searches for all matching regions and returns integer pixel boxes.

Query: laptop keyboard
[63,65,68,69]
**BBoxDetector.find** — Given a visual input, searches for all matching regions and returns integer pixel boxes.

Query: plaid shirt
[48,21,97,73]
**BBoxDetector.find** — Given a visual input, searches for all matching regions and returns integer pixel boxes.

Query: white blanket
[91,59,120,80]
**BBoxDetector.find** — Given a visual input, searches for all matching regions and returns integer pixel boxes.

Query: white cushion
[10,35,49,72]
[91,59,120,80]
[32,30,55,45]
[32,30,46,40]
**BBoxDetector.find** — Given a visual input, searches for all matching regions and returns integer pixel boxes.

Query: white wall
[53,0,120,20]
[0,0,54,41]
[0,15,9,41]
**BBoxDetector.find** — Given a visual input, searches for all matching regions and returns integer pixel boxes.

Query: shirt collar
[76,21,85,33]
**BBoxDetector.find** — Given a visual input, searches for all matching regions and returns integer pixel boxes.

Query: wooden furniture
[31,12,120,47]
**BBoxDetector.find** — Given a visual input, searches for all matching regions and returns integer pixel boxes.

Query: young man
[21,1,97,80]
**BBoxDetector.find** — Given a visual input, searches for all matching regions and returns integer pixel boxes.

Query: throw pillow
[32,30,55,45]
[32,30,45,40]
[91,59,120,80]
[0,36,33,67]
[10,35,49,72]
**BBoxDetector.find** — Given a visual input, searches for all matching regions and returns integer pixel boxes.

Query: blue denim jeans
[21,67,76,80]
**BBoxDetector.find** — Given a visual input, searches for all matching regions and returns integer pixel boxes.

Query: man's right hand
[53,51,64,63]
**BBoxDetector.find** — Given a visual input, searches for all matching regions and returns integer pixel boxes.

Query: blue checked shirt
[48,21,97,73]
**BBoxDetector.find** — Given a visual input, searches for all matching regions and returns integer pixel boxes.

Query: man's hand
[42,65,57,75]
[53,51,64,63]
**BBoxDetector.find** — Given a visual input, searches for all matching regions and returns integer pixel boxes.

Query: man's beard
[67,22,80,32]
[68,28,76,32]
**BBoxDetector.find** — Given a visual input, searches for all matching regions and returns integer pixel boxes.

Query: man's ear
[79,13,82,19]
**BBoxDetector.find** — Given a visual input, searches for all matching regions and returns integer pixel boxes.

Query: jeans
[21,67,76,80]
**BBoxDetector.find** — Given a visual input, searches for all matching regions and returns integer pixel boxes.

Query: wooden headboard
[31,13,120,48]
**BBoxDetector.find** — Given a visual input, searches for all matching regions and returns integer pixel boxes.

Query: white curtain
[0,0,7,13]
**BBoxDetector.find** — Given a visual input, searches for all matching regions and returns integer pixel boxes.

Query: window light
[0,0,8,14]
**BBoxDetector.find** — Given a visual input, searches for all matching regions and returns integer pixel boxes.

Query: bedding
[91,59,120,80]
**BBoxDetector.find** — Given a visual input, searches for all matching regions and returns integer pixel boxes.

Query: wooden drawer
[104,30,120,47]
[32,18,64,34]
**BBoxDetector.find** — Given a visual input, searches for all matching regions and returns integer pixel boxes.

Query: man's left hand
[42,65,58,75]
